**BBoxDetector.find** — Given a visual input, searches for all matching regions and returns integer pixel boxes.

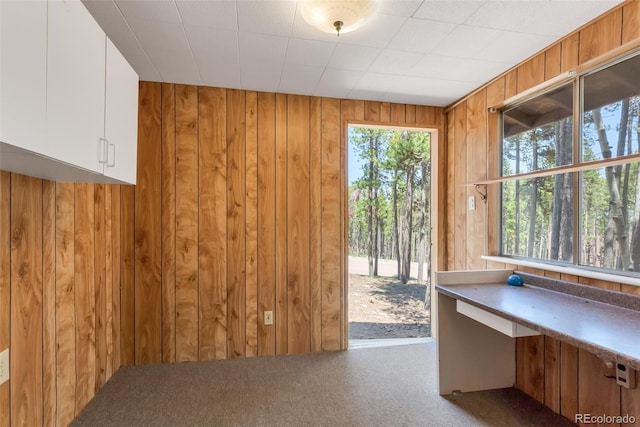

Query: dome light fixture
[300,0,379,37]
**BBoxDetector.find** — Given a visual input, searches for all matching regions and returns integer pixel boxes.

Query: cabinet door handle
[107,143,116,168]
[98,138,108,164]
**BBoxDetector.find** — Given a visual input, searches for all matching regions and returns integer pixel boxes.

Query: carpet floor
[71,340,575,426]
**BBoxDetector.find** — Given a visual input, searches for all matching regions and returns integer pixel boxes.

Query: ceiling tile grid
[82,0,623,107]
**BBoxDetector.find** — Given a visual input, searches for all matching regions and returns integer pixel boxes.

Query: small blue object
[507,274,524,287]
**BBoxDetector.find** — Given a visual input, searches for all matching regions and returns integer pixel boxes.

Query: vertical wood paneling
[405,104,416,124]
[390,103,406,123]
[245,91,259,358]
[104,185,114,380]
[55,183,76,425]
[486,77,505,108]
[445,112,456,268]
[544,43,562,80]
[321,98,342,351]
[560,343,578,420]
[198,86,228,361]
[135,82,163,365]
[121,185,135,366]
[579,9,622,64]
[161,83,177,363]
[453,104,467,270]
[380,102,390,123]
[74,183,95,411]
[94,184,107,390]
[578,350,621,425]
[505,70,517,99]
[309,96,322,353]
[11,175,43,426]
[257,92,277,357]
[227,89,246,358]
[42,181,56,426]
[516,336,545,404]
[517,53,545,93]
[287,95,311,354]
[175,84,199,361]
[364,101,380,123]
[465,91,487,270]
[417,106,436,125]
[544,336,560,413]
[622,370,640,427]
[111,185,122,372]
[0,172,9,427]
[275,93,288,355]
[622,0,640,43]
[561,33,580,72]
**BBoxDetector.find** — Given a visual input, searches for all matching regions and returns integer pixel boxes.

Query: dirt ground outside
[348,256,431,340]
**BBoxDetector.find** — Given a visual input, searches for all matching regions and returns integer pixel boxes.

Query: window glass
[502,84,573,177]
[502,174,573,262]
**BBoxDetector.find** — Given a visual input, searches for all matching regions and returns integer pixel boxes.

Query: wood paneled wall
[444,1,640,425]
[0,172,124,426]
[129,82,444,363]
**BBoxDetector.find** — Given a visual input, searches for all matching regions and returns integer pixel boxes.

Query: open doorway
[347,126,433,343]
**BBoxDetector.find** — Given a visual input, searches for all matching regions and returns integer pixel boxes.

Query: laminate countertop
[436,281,640,370]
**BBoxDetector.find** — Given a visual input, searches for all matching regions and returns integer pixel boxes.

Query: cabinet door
[46,0,106,174]
[0,0,47,153]
[104,38,139,184]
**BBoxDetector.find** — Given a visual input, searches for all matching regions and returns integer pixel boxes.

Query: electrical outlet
[468,196,475,211]
[0,348,8,385]
[616,363,636,389]
[264,311,273,326]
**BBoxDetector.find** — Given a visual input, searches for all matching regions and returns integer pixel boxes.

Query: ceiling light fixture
[300,0,379,37]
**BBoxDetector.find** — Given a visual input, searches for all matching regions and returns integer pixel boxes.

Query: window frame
[494,49,640,278]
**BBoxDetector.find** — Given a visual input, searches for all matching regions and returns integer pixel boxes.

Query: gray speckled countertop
[436,282,640,370]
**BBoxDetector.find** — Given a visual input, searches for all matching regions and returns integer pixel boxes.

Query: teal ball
[507,274,524,286]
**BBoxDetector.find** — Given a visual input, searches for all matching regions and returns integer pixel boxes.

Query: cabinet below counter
[435,269,640,395]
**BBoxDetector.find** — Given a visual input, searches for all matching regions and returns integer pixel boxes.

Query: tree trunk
[515,138,521,254]
[367,136,375,277]
[551,118,572,261]
[393,173,401,278]
[400,166,415,284]
[593,108,632,270]
[527,132,538,257]
[417,161,428,284]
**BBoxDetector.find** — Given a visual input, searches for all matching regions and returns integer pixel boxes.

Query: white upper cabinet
[0,0,47,153]
[46,0,107,175]
[0,0,139,184]
[104,39,139,183]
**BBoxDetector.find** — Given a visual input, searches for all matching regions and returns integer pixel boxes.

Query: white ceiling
[83,0,623,107]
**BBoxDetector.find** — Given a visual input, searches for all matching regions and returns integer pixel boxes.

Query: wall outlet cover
[0,348,8,385]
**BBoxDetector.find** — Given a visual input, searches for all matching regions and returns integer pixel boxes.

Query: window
[500,52,640,275]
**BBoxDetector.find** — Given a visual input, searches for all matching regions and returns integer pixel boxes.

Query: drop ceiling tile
[430,24,506,59]
[88,11,161,81]
[466,1,622,36]
[239,32,288,64]
[314,68,364,98]
[278,63,324,95]
[185,25,238,60]
[126,18,191,53]
[240,59,282,93]
[237,0,297,37]
[328,44,381,72]
[352,72,395,94]
[199,60,241,90]
[348,88,385,102]
[285,38,336,67]
[413,0,485,24]
[115,0,181,23]
[377,0,424,17]
[338,13,408,48]
[388,18,456,54]
[145,47,201,84]
[383,91,455,107]
[409,54,509,83]
[369,50,423,75]
[175,0,238,30]
[481,31,556,64]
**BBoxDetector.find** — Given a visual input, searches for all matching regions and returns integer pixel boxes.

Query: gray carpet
[71,340,575,426]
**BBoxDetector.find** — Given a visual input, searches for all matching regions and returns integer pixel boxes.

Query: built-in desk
[435,270,640,395]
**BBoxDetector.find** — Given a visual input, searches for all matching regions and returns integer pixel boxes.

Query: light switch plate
[468,196,475,211]
[0,348,8,385]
